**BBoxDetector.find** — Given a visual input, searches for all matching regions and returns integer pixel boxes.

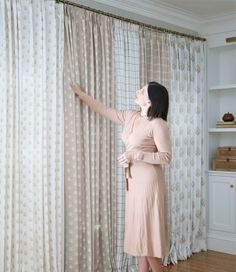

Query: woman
[71,81,171,272]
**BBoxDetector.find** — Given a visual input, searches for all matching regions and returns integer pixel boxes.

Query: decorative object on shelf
[222,112,234,122]
[216,120,236,128]
[213,146,236,171]
[218,146,236,156]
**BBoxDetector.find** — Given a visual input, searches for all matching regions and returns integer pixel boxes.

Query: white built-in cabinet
[208,172,236,254]
[206,35,236,255]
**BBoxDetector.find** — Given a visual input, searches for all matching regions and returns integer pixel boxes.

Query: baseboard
[207,233,236,255]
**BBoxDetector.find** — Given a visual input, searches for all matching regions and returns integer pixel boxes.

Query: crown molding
[146,0,236,23]
[90,0,200,31]
[198,12,236,35]
[75,0,236,35]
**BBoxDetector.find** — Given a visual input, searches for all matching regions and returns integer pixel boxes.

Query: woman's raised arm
[71,83,126,124]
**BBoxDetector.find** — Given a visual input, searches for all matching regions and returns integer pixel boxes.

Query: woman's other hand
[119,161,129,168]
[117,151,135,168]
[117,151,143,167]
[70,83,84,97]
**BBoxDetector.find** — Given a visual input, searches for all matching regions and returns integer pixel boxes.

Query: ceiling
[74,0,236,34]
[150,0,236,19]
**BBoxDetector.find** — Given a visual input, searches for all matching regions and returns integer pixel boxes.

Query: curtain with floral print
[163,34,207,265]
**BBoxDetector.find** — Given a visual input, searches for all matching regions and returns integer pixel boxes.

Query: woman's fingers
[121,162,129,168]
[119,161,129,168]
[117,153,130,167]
[118,154,128,160]
[70,84,77,93]
[120,159,128,164]
[118,157,128,163]
[70,83,82,95]
[70,83,76,90]
[117,154,128,163]
[117,154,123,160]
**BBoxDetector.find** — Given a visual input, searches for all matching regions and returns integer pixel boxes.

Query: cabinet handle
[230,184,234,188]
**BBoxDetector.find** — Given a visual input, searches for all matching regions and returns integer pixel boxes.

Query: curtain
[63,6,206,269]
[0,1,207,270]
[139,28,170,90]
[0,1,64,271]
[113,23,206,268]
[114,24,171,271]
[114,20,140,272]
[163,35,207,265]
[64,6,117,272]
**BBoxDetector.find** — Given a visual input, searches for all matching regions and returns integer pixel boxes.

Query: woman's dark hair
[147,81,169,121]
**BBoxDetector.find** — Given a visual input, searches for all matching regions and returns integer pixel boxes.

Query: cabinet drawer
[209,175,236,233]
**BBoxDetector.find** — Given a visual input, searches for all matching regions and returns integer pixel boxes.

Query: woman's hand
[117,151,143,167]
[70,83,84,97]
[117,151,134,168]
[119,161,129,168]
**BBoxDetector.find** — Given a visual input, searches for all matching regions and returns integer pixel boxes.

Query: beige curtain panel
[64,6,117,272]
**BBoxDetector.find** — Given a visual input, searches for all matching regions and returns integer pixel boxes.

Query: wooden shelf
[209,84,236,91]
[207,170,236,176]
[209,128,236,132]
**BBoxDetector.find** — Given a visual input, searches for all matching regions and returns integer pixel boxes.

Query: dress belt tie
[125,164,131,191]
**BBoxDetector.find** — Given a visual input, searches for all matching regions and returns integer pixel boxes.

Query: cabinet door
[209,175,236,233]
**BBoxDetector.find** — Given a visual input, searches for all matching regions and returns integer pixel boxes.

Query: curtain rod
[56,0,206,41]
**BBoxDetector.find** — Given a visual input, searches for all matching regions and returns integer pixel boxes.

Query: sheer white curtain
[0,1,64,271]
[164,35,207,265]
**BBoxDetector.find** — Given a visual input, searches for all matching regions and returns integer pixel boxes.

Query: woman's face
[134,85,150,106]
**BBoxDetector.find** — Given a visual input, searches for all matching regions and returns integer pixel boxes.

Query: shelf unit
[208,128,236,132]
[209,83,236,91]
[206,38,236,255]
[207,43,236,171]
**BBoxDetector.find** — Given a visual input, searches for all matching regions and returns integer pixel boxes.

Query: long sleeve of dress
[80,92,126,124]
[136,119,172,165]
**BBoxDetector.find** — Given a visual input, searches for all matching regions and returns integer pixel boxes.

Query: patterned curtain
[114,20,140,272]
[0,1,207,271]
[63,6,117,272]
[113,23,207,269]
[0,1,64,271]
[163,34,207,265]
[114,24,171,271]
[63,6,207,270]
[139,28,170,90]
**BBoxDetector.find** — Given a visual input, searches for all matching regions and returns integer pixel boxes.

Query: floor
[163,250,236,272]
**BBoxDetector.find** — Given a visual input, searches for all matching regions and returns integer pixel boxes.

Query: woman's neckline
[139,111,149,119]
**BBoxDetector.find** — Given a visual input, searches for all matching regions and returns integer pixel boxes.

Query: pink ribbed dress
[79,93,172,258]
